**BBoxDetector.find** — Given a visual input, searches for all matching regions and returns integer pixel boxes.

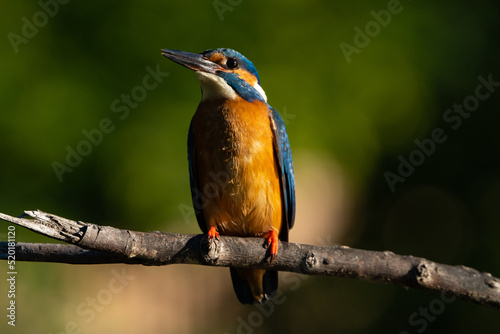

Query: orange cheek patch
[234,69,258,86]
[209,53,225,63]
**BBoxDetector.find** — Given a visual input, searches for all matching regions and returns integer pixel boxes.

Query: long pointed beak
[161,49,223,74]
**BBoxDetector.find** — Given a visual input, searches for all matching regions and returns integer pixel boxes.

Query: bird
[161,48,295,304]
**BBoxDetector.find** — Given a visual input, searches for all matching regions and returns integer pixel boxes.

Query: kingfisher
[161,48,295,304]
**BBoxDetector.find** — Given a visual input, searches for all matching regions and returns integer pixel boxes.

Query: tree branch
[1,210,499,309]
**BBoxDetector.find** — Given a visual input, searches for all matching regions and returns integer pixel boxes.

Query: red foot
[266,230,279,261]
[207,226,219,243]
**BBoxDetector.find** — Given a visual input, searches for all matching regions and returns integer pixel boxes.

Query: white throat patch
[197,72,237,101]
[196,71,267,102]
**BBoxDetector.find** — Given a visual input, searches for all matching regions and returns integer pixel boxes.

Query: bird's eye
[226,58,238,69]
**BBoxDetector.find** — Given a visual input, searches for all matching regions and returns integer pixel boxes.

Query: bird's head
[162,48,267,103]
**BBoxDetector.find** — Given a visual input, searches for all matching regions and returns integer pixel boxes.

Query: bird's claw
[266,230,279,262]
[207,226,220,244]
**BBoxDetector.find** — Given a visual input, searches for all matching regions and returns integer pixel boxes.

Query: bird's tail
[230,268,278,304]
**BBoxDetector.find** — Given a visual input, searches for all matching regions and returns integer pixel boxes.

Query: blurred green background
[1,1,500,333]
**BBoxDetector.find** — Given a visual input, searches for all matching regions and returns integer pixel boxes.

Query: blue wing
[269,107,296,241]
[187,120,208,233]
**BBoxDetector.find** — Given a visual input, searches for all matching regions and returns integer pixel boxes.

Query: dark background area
[1,1,499,333]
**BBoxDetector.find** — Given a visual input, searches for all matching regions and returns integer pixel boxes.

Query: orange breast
[191,98,282,237]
